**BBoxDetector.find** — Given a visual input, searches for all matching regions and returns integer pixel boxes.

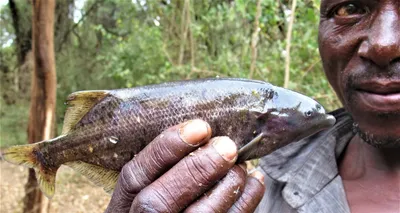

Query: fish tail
[2,142,59,198]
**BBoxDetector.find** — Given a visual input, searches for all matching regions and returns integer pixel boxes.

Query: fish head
[239,86,336,160]
[260,86,336,140]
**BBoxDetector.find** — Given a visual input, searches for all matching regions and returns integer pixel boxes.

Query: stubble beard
[352,122,400,148]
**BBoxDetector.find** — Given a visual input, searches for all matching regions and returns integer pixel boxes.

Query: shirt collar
[259,108,355,208]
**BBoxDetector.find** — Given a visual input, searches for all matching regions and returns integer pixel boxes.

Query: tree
[24,0,57,212]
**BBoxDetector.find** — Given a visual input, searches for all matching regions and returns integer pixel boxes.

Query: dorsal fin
[62,90,109,134]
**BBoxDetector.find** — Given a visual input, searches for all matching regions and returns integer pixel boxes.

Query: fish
[2,78,336,198]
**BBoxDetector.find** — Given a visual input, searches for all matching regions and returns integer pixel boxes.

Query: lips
[357,81,400,94]
[354,80,400,112]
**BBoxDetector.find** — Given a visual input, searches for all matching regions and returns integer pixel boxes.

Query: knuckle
[229,184,261,213]
[152,130,188,160]
[132,192,157,213]
[229,189,255,212]
[184,156,217,185]
[237,196,252,210]
[153,134,180,160]
[230,200,251,213]
[120,162,146,192]
[132,187,175,213]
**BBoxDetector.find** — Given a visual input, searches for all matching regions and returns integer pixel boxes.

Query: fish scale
[2,78,336,198]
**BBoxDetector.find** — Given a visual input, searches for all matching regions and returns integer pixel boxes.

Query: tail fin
[2,143,59,198]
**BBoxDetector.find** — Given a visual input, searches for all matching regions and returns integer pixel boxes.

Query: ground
[0,160,110,213]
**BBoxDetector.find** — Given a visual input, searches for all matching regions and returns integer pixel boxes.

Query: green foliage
[0,0,341,147]
[0,99,28,147]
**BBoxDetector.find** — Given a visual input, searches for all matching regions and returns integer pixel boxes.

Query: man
[106,0,400,212]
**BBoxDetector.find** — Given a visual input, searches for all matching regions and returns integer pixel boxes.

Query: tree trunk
[23,0,57,213]
[9,0,32,65]
[6,0,32,104]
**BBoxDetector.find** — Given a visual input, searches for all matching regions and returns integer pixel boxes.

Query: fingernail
[212,136,237,162]
[250,170,265,185]
[179,120,211,146]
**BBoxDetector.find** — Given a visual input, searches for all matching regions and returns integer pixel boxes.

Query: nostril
[358,34,400,67]
[359,47,400,67]
[391,57,400,64]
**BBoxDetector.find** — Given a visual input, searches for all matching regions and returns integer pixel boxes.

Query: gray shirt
[255,109,355,213]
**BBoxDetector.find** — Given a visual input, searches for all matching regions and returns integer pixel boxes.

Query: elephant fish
[2,78,336,198]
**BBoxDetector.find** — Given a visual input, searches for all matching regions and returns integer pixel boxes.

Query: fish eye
[305,111,313,117]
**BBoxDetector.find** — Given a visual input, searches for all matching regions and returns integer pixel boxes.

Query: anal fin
[65,161,119,194]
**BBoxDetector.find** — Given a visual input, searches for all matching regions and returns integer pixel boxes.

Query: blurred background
[0,0,341,212]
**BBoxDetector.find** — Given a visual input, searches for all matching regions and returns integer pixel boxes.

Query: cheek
[318,26,346,102]
[318,20,366,103]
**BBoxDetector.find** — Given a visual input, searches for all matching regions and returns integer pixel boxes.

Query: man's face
[319,0,400,147]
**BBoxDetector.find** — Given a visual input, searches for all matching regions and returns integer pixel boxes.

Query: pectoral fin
[65,161,119,194]
[237,133,264,163]
[62,91,109,134]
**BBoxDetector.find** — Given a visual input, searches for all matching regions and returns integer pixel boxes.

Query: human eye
[332,2,368,18]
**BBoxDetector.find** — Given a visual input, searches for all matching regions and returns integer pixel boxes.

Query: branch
[102,26,131,37]
[283,0,297,88]
[8,0,20,40]
[249,0,262,79]
[188,1,195,73]
[178,0,190,65]
[9,0,25,64]
[72,28,82,46]
[300,58,321,80]
[186,67,225,79]
[57,0,100,52]
[162,42,175,66]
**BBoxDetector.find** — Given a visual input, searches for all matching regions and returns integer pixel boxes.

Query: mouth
[354,81,400,112]
[296,114,336,141]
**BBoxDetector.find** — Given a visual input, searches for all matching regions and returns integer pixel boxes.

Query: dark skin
[319,0,400,212]
[105,120,266,212]
[107,0,399,212]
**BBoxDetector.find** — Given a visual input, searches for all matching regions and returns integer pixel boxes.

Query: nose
[358,5,400,67]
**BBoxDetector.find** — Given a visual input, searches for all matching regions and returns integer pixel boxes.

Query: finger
[105,119,211,213]
[228,171,265,213]
[131,137,238,213]
[184,164,247,213]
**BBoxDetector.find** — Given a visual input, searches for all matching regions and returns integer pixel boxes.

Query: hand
[105,119,265,213]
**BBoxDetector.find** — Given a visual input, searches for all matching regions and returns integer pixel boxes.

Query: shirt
[255,108,356,213]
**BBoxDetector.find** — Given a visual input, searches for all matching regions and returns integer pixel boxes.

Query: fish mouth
[313,114,336,133]
[320,114,336,129]
[295,114,336,141]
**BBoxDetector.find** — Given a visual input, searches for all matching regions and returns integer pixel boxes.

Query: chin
[353,117,400,148]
